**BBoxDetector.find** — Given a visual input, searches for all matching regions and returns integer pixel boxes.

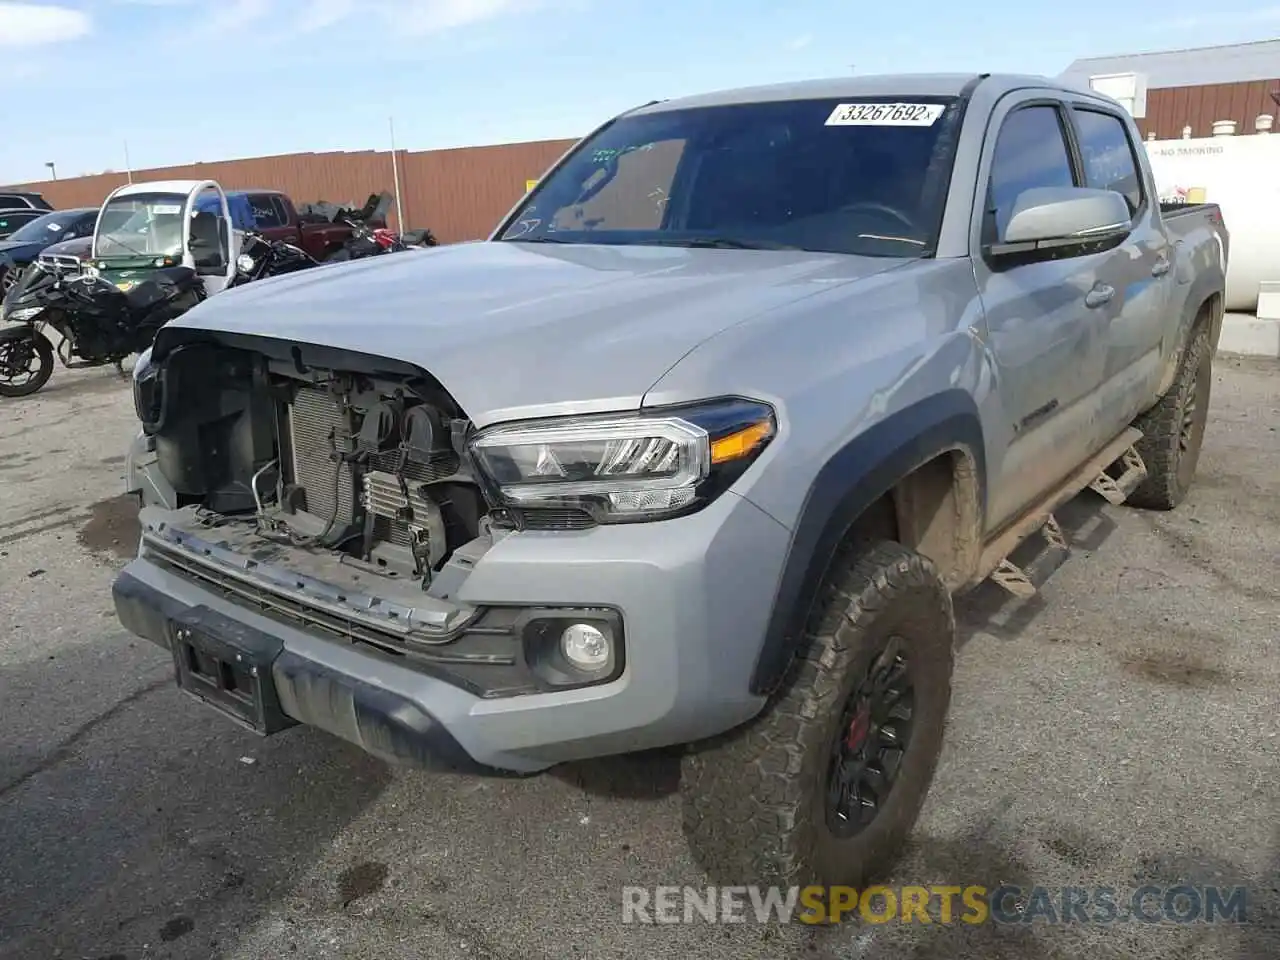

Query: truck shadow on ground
[0,640,394,960]
[564,492,1125,803]
[955,491,1118,650]
[799,806,1280,960]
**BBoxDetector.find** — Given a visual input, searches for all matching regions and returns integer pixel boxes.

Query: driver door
[974,95,1116,532]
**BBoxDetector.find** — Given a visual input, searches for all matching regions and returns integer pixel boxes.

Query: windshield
[6,211,80,244]
[95,192,191,258]
[499,96,962,257]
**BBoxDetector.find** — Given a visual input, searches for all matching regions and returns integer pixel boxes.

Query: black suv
[0,191,54,212]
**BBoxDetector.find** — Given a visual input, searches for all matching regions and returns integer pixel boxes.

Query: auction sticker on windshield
[825,103,945,126]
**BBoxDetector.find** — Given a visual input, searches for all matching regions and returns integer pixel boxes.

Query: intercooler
[286,386,460,546]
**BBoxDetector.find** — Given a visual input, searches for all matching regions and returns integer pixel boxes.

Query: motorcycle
[325,221,439,261]
[401,228,439,248]
[228,230,319,288]
[323,218,399,262]
[299,192,437,262]
[0,261,205,397]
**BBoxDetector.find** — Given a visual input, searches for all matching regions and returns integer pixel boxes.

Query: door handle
[1085,284,1115,309]
[1151,257,1171,277]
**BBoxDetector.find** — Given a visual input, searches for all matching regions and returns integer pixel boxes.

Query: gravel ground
[0,355,1277,960]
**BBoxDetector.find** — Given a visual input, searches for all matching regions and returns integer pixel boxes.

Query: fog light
[560,623,610,670]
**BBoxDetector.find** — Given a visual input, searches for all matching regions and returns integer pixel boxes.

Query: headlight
[468,398,776,524]
[236,253,255,273]
[132,347,162,429]
[6,306,42,322]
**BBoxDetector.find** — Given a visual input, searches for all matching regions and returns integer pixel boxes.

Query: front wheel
[0,332,54,398]
[680,540,955,887]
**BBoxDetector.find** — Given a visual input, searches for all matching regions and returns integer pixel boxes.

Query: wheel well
[1198,292,1222,345]
[845,449,981,591]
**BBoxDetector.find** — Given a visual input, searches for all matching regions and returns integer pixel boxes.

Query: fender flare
[1156,272,1225,399]
[748,389,987,695]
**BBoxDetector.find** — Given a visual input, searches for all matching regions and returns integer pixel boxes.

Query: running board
[972,428,1144,597]
[1088,444,1148,505]
[988,515,1068,598]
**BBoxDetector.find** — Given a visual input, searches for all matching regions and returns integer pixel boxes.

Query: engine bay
[138,336,491,590]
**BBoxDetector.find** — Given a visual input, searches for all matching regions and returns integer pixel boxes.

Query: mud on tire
[1127,324,1213,511]
[680,540,955,887]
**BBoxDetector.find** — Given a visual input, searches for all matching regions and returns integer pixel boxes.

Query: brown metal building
[8,138,579,243]
[13,43,1279,230]
[1060,39,1280,140]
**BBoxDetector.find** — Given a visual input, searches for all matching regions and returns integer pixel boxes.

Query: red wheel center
[846,705,871,751]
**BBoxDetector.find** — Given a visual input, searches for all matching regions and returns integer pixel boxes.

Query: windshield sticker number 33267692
[825,102,945,126]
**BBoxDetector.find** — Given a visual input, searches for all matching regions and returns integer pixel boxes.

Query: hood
[41,236,91,258]
[167,240,909,425]
[0,239,46,265]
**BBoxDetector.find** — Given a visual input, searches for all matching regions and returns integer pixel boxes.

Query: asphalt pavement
[1,355,1278,960]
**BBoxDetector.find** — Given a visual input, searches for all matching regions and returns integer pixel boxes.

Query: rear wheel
[0,333,54,398]
[1127,324,1213,510]
[680,540,954,887]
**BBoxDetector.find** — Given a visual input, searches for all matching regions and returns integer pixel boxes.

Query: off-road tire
[1127,324,1213,510]
[0,334,54,398]
[680,540,954,887]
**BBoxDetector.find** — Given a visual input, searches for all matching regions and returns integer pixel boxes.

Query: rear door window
[247,194,286,228]
[1071,109,1144,217]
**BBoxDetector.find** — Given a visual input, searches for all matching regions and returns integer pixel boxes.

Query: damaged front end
[125,331,621,697]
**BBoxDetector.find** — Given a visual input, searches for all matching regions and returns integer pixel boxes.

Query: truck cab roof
[628,72,1121,116]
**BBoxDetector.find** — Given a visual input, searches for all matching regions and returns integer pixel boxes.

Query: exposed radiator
[288,387,355,524]
[287,386,461,535]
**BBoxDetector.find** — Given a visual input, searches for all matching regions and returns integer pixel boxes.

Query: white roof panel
[1060,38,1280,89]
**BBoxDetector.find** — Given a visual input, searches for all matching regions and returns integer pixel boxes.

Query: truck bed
[1160,201,1219,218]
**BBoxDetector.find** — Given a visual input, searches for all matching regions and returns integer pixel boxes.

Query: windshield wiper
[638,236,803,251]
[99,233,151,259]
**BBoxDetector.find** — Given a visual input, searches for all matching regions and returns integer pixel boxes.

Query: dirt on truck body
[114,71,1228,889]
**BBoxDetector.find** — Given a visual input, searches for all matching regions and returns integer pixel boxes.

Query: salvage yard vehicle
[0,209,45,239]
[0,207,100,297]
[227,230,320,288]
[88,179,244,296]
[0,253,206,397]
[245,190,390,262]
[112,73,1227,887]
[0,180,242,397]
[0,189,53,212]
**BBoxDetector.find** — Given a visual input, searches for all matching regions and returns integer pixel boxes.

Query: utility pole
[389,116,405,237]
[44,161,57,180]
[124,140,133,183]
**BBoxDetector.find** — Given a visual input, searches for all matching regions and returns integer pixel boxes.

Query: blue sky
[2,0,1278,184]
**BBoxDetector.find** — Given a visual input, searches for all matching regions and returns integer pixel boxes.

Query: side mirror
[995,187,1130,254]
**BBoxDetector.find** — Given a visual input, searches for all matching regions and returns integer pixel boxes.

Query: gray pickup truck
[113,72,1227,887]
